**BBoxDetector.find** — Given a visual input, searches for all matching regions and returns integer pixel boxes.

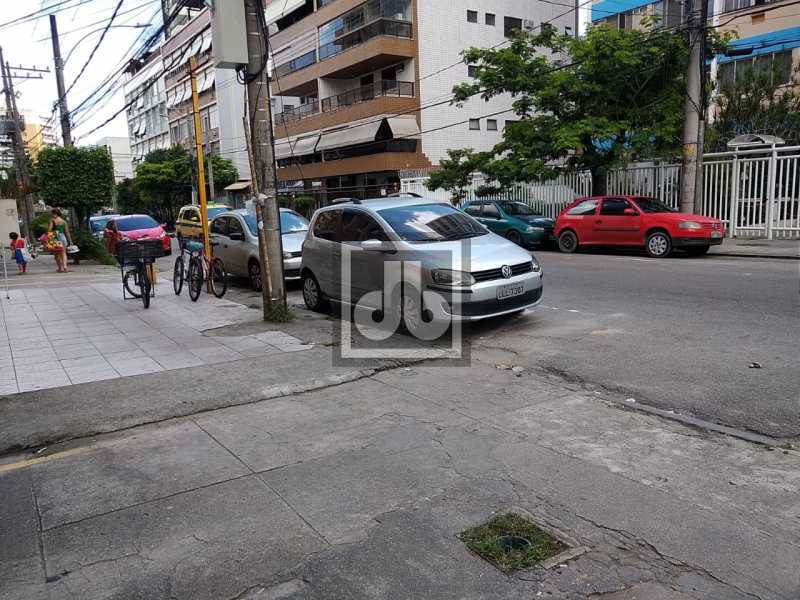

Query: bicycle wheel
[210,257,227,298]
[139,265,151,309]
[173,256,184,295]
[187,256,203,302]
[123,269,142,298]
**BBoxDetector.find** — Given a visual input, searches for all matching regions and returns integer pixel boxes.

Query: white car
[209,208,309,290]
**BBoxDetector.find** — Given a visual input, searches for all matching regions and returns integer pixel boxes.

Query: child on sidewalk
[9,232,27,274]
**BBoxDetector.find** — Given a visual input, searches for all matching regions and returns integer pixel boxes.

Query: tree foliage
[35,146,114,225]
[208,154,237,198]
[707,65,800,151]
[426,149,488,204]
[440,23,691,194]
[115,178,141,214]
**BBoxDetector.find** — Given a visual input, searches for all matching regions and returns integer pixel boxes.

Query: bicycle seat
[185,240,204,253]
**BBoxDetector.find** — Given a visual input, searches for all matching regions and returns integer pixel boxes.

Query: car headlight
[431,269,476,286]
[120,235,131,241]
[678,221,702,230]
[525,226,545,233]
[530,258,541,273]
[283,251,293,259]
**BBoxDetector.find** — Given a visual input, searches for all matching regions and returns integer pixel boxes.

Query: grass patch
[264,302,295,323]
[460,513,566,572]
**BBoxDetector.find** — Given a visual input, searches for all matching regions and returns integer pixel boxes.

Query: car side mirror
[229,232,244,241]
[623,208,638,216]
[361,239,387,252]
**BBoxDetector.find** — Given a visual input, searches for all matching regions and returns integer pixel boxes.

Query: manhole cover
[460,513,566,572]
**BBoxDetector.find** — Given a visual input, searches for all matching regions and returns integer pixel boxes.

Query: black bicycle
[117,239,165,309]
[173,238,226,301]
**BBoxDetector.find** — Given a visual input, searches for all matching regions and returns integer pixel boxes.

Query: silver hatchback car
[300,197,543,327]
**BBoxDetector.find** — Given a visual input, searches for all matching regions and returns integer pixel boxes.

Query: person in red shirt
[9,232,27,274]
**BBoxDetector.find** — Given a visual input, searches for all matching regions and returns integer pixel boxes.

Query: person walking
[9,232,27,274]
[48,208,73,273]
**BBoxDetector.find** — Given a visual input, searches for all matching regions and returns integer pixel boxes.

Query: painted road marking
[0,447,88,475]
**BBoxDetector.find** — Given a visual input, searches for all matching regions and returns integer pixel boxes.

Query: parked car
[462,200,555,247]
[209,208,310,290]
[89,214,119,239]
[554,196,725,258]
[107,215,171,256]
[300,197,543,330]
[175,204,232,240]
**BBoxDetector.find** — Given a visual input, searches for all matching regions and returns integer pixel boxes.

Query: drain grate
[460,513,566,572]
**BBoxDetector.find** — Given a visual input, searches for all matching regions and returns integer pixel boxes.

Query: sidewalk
[710,237,799,259]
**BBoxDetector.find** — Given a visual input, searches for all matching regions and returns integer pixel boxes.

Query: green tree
[35,146,114,226]
[206,154,237,200]
[443,23,690,194]
[707,65,800,151]
[115,178,141,214]
[426,149,488,205]
[134,146,192,223]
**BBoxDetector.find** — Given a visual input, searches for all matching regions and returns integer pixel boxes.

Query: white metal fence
[402,146,800,239]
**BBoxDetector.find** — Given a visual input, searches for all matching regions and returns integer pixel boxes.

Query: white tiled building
[95,136,134,183]
[123,49,170,171]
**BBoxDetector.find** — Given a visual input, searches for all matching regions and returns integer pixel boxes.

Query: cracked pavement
[2,353,798,600]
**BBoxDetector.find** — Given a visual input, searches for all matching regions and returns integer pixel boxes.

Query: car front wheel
[248,260,262,291]
[646,231,672,258]
[302,272,327,312]
[506,230,523,246]
[558,230,578,253]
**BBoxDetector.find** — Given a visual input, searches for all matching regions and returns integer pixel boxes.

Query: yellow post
[188,56,211,263]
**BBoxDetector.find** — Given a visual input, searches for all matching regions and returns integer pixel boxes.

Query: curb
[710,252,799,261]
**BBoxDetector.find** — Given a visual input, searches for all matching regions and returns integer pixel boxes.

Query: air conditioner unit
[523,19,535,31]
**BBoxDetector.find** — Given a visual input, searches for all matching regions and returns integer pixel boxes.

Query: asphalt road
[473,250,800,439]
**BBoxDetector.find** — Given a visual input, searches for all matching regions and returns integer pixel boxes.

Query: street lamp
[63,24,152,65]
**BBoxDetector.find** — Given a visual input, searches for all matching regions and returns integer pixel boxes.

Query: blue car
[89,214,120,239]
[462,200,555,248]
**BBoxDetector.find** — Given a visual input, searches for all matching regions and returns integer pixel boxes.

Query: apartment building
[266,0,574,200]
[591,0,683,29]
[710,0,799,102]
[21,113,59,161]
[95,136,134,183]
[123,49,170,170]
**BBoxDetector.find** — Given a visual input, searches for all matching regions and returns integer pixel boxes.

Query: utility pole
[0,48,34,241]
[694,0,710,205]
[679,0,704,214]
[574,0,580,38]
[188,57,211,263]
[243,0,285,318]
[49,14,72,147]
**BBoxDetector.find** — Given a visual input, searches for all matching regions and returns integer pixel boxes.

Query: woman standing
[48,208,73,273]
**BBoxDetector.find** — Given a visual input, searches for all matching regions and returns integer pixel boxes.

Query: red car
[105,215,171,256]
[554,196,725,258]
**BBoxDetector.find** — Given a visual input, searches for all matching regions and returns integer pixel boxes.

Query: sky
[0,0,163,146]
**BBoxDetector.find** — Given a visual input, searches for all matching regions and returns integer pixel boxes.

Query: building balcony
[276,150,430,181]
[274,80,416,137]
[272,31,415,96]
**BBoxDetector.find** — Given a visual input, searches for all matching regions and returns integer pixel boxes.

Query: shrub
[31,213,52,238]
[71,230,116,266]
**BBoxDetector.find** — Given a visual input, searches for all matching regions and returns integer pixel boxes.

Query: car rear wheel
[248,260,262,291]
[302,272,327,312]
[558,230,578,253]
[506,230,523,246]
[646,231,672,258]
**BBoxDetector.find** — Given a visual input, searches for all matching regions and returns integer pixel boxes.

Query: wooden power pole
[49,14,72,147]
[679,0,705,214]
[243,0,285,319]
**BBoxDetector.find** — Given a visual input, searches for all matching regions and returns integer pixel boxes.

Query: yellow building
[22,113,59,161]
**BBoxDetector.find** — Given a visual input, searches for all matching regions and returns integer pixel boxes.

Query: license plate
[711,231,722,238]
[497,283,524,300]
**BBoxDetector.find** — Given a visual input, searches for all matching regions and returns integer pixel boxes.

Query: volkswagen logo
[501,265,512,279]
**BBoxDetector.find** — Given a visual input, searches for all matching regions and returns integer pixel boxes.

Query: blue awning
[591,0,656,22]
[717,27,800,63]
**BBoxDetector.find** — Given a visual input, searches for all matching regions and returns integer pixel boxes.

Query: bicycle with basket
[173,237,227,301]
[116,239,165,309]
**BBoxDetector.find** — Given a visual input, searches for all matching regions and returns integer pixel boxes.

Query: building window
[717,50,794,90]
[468,64,478,77]
[467,10,478,23]
[317,0,413,61]
[485,12,495,25]
[469,119,480,130]
[504,16,523,37]
[486,119,497,131]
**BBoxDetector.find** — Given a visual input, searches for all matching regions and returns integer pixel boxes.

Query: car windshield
[378,203,488,242]
[207,206,231,219]
[634,197,678,213]
[499,202,537,216]
[116,216,159,231]
[241,212,310,236]
[281,211,310,233]
[90,216,113,232]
